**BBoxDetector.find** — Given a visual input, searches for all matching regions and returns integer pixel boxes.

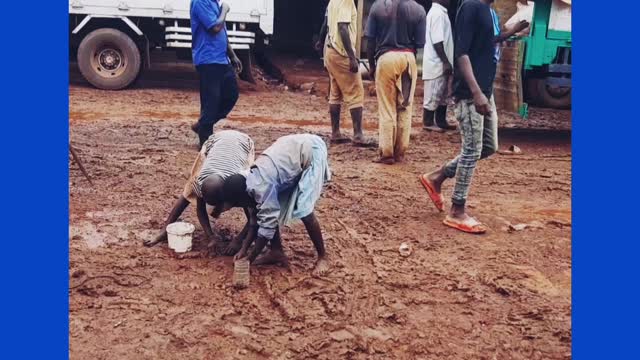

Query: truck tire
[526,78,571,109]
[78,28,141,90]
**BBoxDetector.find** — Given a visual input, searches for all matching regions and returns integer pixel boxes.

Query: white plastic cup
[166,222,195,253]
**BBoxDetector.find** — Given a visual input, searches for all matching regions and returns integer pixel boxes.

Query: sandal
[418,174,444,211]
[443,215,487,234]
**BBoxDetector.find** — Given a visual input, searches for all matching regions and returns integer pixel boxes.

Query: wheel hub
[98,49,122,71]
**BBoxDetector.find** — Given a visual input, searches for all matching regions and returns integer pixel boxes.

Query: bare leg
[144,196,190,247]
[425,165,449,194]
[301,212,329,276]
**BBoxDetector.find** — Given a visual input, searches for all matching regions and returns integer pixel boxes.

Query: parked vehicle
[523,0,571,109]
[69,0,274,89]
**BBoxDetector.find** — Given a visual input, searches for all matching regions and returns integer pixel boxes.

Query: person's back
[452,0,496,100]
[195,130,254,197]
[365,0,426,164]
[258,134,318,186]
[367,0,427,58]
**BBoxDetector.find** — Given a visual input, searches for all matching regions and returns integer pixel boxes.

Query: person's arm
[366,40,376,79]
[457,55,489,115]
[245,183,279,263]
[364,5,378,79]
[235,208,259,260]
[496,20,529,43]
[192,0,224,35]
[338,23,359,73]
[454,2,489,115]
[196,197,216,245]
[145,196,190,247]
[430,13,452,75]
[413,8,427,53]
[209,2,230,35]
[315,14,328,52]
[434,43,452,75]
[227,43,242,73]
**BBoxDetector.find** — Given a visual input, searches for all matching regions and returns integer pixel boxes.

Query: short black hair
[222,174,248,205]
[201,175,225,205]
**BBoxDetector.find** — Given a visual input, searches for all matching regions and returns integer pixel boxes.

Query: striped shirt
[192,130,255,198]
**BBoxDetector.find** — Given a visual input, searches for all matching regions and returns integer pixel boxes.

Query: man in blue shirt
[190,0,242,148]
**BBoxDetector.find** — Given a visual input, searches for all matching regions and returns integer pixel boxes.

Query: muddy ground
[69,60,571,359]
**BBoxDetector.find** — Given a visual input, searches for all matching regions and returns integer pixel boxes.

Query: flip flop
[418,174,444,211]
[443,215,487,234]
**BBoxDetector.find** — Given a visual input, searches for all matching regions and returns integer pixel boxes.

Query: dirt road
[69,65,571,359]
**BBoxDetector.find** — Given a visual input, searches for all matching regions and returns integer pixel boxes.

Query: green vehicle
[522,0,571,109]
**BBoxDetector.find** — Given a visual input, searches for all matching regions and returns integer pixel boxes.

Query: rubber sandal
[443,215,487,234]
[418,174,444,211]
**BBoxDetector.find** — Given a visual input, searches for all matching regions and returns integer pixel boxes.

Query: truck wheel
[78,28,141,90]
[527,78,571,109]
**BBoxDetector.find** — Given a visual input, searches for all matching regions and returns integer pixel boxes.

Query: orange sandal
[419,174,444,211]
[443,215,487,234]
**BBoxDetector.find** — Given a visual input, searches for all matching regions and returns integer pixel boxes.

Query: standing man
[418,0,500,234]
[190,0,243,148]
[422,0,457,133]
[365,0,427,164]
[315,0,373,146]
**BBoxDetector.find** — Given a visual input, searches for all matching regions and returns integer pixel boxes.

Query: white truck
[69,0,274,89]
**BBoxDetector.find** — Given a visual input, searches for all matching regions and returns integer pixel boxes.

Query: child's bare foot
[312,257,330,277]
[253,250,289,267]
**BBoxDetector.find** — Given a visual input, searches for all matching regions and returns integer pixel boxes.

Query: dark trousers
[196,63,239,146]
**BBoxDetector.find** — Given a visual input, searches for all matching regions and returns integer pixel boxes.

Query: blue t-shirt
[190,0,229,66]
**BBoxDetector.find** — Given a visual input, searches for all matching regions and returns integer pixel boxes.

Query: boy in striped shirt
[146,130,255,255]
